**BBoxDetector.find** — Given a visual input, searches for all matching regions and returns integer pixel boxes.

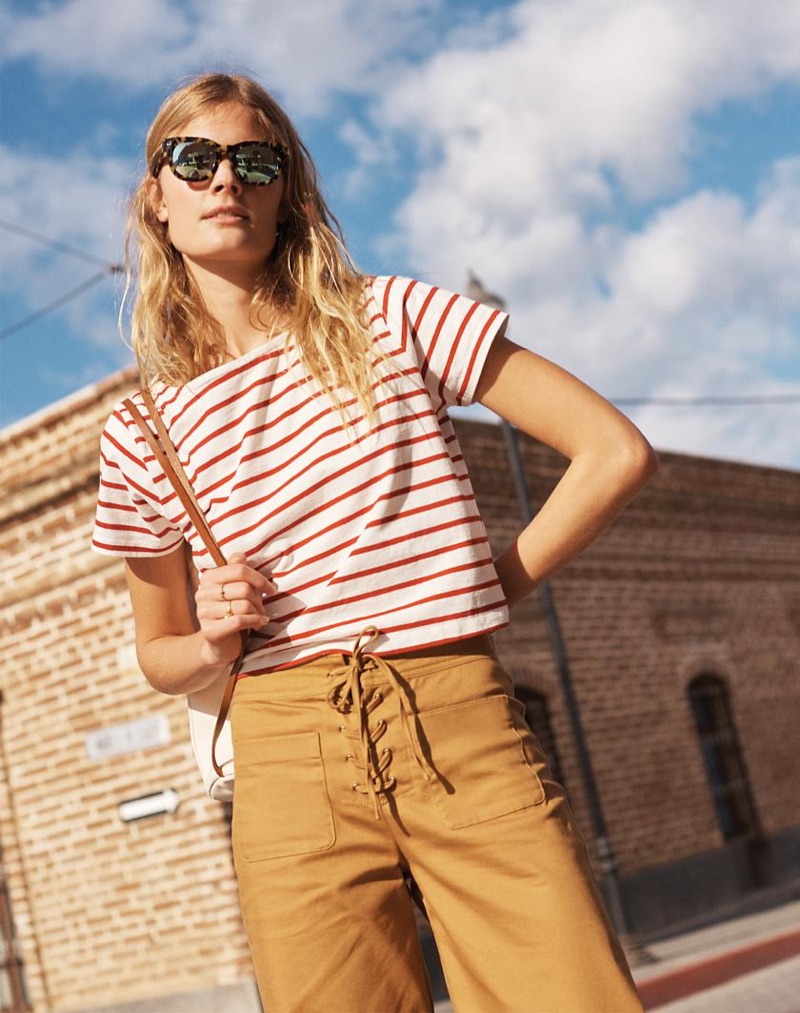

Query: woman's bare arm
[125,547,272,695]
[475,335,659,607]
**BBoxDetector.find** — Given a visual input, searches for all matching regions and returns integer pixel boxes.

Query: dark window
[0,844,29,1012]
[514,686,565,787]
[688,674,758,841]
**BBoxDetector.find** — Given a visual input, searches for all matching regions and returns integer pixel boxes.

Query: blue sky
[1,0,799,470]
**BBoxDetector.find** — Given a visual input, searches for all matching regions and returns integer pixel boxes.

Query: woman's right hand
[193,552,274,665]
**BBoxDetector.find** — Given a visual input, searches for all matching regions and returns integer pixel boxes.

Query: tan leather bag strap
[126,392,225,567]
[123,391,245,778]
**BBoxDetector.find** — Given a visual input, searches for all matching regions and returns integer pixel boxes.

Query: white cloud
[503,168,800,468]
[474,164,800,468]
[372,0,800,265]
[0,146,128,352]
[349,0,800,468]
[4,0,441,115]
[4,0,191,84]
[5,0,800,467]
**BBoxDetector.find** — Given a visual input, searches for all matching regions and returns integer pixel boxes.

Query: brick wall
[461,422,800,887]
[0,370,253,1012]
[1,368,798,1009]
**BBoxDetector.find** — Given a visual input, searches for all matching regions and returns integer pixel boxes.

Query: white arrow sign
[118,789,180,823]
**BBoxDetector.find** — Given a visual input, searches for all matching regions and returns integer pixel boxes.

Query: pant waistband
[234,628,496,819]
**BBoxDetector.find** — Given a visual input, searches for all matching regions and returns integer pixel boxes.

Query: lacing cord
[326,627,436,819]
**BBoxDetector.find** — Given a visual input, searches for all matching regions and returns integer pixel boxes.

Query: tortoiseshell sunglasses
[154,137,289,186]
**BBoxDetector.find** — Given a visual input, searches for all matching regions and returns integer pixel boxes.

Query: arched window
[514,686,564,788]
[687,674,758,841]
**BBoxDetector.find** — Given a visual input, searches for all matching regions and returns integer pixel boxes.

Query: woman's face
[151,102,286,286]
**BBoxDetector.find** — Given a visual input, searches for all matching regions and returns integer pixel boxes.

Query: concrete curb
[637,928,800,1009]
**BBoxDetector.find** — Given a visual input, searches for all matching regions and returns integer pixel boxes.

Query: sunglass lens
[233,143,283,185]
[170,140,217,181]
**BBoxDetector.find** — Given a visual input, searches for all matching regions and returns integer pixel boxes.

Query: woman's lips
[204,205,249,221]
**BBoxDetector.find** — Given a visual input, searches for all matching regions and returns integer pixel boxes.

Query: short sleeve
[370,275,508,408]
[92,403,184,558]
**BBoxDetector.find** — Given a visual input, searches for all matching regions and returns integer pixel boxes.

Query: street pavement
[634,897,800,1012]
[432,896,800,1012]
[650,956,800,1013]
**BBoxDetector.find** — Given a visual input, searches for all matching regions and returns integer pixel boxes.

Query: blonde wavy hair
[124,73,375,410]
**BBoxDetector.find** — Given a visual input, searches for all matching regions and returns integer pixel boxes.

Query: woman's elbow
[134,638,185,697]
[617,429,660,492]
[135,646,172,696]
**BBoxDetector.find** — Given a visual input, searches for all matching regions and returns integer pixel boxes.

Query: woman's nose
[211,155,242,193]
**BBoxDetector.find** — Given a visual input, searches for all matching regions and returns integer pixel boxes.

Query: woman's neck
[188,261,276,358]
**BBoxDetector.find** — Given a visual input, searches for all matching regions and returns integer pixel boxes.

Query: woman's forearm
[474,336,659,607]
[136,629,236,696]
[126,552,271,697]
[495,438,658,607]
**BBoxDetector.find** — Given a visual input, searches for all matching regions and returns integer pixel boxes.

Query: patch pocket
[417,694,546,829]
[232,731,335,862]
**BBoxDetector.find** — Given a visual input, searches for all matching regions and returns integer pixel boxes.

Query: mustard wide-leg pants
[230,634,642,1013]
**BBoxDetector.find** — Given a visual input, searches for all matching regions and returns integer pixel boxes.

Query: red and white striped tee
[92,276,510,672]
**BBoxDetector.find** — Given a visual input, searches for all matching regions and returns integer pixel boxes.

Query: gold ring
[224,602,233,619]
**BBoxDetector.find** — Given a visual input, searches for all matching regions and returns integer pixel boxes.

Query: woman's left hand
[194,552,273,660]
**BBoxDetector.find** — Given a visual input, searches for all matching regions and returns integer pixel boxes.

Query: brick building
[1,366,798,1012]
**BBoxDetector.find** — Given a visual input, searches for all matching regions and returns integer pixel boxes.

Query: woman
[93,72,656,1012]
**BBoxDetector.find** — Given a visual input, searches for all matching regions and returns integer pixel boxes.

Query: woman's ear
[147,177,169,224]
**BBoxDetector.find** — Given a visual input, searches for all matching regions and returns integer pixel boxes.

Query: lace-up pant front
[230,634,641,1013]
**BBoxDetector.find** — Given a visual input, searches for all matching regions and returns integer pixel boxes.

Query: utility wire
[0,219,120,269]
[0,219,123,340]
[0,231,797,410]
[465,272,800,412]
[613,393,800,407]
[0,270,113,340]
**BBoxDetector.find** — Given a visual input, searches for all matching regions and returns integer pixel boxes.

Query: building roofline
[1,365,797,479]
[0,365,138,444]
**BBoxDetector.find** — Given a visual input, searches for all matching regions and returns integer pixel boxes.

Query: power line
[466,273,799,414]
[0,271,113,340]
[0,238,797,412]
[0,219,120,269]
[0,220,123,339]
[613,393,800,407]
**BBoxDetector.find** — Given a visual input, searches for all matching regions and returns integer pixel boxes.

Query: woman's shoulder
[101,389,140,432]
[102,376,191,430]
[363,274,419,303]
[362,275,439,333]
[97,391,147,468]
[364,274,461,319]
[102,385,161,427]
[99,385,175,459]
